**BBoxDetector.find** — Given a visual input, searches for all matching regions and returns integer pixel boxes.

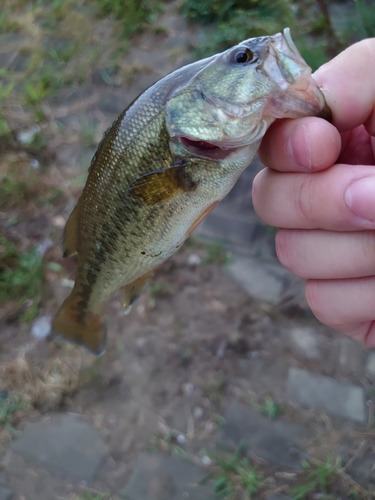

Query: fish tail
[52,292,106,355]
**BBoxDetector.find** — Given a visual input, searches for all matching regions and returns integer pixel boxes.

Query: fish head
[166,28,330,159]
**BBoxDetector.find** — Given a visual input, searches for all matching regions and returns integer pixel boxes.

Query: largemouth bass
[52,29,330,354]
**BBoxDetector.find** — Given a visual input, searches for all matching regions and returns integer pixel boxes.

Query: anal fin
[122,272,153,313]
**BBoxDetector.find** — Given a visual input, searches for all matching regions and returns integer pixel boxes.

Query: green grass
[203,241,231,265]
[291,456,342,499]
[0,236,43,322]
[0,392,28,433]
[253,396,283,421]
[76,493,109,500]
[95,0,161,37]
[0,177,28,209]
[148,282,171,309]
[181,0,374,70]
[211,445,264,498]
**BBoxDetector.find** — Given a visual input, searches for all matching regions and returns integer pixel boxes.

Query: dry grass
[0,342,86,410]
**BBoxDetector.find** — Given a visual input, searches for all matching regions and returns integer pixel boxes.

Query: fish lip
[263,29,332,121]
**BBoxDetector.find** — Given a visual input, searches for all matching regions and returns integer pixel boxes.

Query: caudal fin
[52,293,106,355]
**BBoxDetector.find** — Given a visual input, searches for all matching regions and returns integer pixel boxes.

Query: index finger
[314,38,375,134]
[259,38,375,171]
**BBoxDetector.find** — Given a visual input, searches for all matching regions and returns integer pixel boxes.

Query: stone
[287,368,366,423]
[338,337,366,375]
[366,351,375,376]
[218,400,308,470]
[288,327,319,359]
[122,453,216,500]
[30,315,52,340]
[0,486,13,500]
[228,257,285,303]
[11,414,107,480]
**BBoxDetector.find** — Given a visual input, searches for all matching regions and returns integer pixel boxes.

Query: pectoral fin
[127,163,198,205]
[62,200,80,258]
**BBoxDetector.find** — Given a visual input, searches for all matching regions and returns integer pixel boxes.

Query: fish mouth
[177,136,234,160]
[262,28,332,121]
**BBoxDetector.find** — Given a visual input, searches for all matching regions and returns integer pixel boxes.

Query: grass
[291,456,342,499]
[95,0,162,38]
[211,445,264,498]
[203,241,231,265]
[181,0,374,70]
[75,493,109,500]
[253,396,283,421]
[0,176,28,209]
[148,282,171,309]
[0,236,43,322]
[0,391,28,433]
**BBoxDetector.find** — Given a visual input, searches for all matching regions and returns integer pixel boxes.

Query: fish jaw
[260,28,331,121]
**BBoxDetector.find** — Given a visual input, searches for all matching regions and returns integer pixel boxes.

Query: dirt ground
[0,2,375,499]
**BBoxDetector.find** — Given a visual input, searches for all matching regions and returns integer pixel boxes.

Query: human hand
[253,38,375,347]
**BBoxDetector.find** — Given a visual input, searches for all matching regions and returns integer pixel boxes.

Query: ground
[0,2,375,500]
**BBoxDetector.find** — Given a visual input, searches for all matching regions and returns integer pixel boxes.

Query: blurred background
[0,1,374,499]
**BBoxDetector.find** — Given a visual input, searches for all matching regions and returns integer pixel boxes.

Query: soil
[0,2,374,499]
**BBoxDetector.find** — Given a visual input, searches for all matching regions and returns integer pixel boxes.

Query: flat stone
[122,453,216,500]
[366,351,375,375]
[218,400,308,470]
[287,368,365,423]
[228,257,285,303]
[338,337,366,375]
[288,327,319,359]
[0,486,13,500]
[11,414,107,480]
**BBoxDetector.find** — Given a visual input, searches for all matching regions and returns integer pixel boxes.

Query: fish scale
[52,29,331,354]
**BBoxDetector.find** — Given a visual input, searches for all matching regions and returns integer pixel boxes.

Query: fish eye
[231,47,257,65]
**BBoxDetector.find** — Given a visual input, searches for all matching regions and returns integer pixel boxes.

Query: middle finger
[253,163,375,230]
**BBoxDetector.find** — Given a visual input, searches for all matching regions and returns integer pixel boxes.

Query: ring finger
[276,229,375,279]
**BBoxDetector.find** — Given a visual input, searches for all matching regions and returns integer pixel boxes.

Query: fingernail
[345,177,375,222]
[289,125,312,169]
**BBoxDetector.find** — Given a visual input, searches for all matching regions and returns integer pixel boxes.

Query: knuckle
[304,280,328,323]
[275,229,301,276]
[361,231,375,272]
[295,174,316,225]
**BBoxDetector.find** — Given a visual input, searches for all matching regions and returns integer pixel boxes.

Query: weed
[291,456,341,499]
[75,493,109,500]
[183,0,295,57]
[202,376,226,406]
[95,0,161,37]
[343,0,375,41]
[203,241,230,265]
[0,177,28,209]
[0,392,28,432]
[148,282,170,309]
[212,445,264,498]
[182,0,374,71]
[254,396,283,420]
[0,236,43,322]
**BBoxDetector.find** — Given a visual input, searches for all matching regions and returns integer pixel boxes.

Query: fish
[52,28,331,355]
